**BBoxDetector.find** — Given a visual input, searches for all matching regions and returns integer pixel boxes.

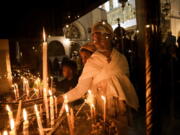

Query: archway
[48,40,66,75]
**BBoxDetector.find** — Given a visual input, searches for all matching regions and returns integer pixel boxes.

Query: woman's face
[80,51,92,65]
[92,30,112,51]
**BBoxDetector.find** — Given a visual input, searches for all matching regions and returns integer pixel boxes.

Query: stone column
[0,39,12,94]
[135,0,161,134]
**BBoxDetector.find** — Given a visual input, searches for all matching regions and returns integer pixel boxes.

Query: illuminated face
[62,66,73,79]
[80,51,92,65]
[92,30,112,51]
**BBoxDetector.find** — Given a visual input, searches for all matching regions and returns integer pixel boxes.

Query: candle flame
[64,95,68,103]
[35,78,40,85]
[101,96,106,102]
[65,104,69,113]
[3,130,8,135]
[23,109,27,121]
[48,90,52,96]
[91,104,95,108]
[6,105,11,112]
[88,90,92,95]
[10,119,15,130]
[43,27,46,42]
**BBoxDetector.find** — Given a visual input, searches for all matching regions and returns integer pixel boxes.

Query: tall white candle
[101,96,106,122]
[14,84,19,100]
[23,109,29,135]
[42,28,48,89]
[49,90,54,127]
[34,105,44,135]
[65,104,74,135]
[54,96,58,118]
[13,85,17,100]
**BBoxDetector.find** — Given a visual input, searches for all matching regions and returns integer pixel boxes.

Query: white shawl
[65,49,139,111]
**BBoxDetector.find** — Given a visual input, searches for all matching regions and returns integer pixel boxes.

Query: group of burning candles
[3,88,107,135]
[2,28,107,135]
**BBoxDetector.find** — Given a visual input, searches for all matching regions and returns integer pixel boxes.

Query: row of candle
[5,105,28,135]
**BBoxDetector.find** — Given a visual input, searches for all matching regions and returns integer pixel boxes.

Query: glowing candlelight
[3,130,8,135]
[34,105,44,135]
[34,78,41,96]
[23,109,29,135]
[6,105,13,121]
[9,119,16,135]
[86,90,94,105]
[43,88,49,122]
[49,90,54,127]
[101,96,106,122]
[64,95,68,103]
[65,104,69,113]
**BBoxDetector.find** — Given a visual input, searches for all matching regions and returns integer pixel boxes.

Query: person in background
[79,42,96,65]
[56,59,78,93]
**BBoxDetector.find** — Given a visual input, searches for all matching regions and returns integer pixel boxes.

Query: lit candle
[43,88,49,122]
[65,104,74,135]
[6,105,13,121]
[15,100,22,128]
[23,109,29,135]
[9,119,16,135]
[34,104,44,135]
[34,78,41,97]
[49,90,54,127]
[42,28,48,89]
[86,90,94,106]
[3,130,8,135]
[50,76,53,90]
[101,96,106,122]
[54,96,58,118]
[13,85,17,100]
[64,95,68,103]
[14,84,19,100]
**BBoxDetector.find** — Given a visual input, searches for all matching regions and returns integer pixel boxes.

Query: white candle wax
[42,28,48,89]
[43,88,49,122]
[9,119,16,135]
[49,90,54,127]
[34,105,44,135]
[54,96,58,118]
[23,109,29,135]
[101,96,106,122]
[6,105,13,121]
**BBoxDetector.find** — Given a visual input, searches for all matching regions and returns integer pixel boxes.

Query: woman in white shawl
[58,21,139,134]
